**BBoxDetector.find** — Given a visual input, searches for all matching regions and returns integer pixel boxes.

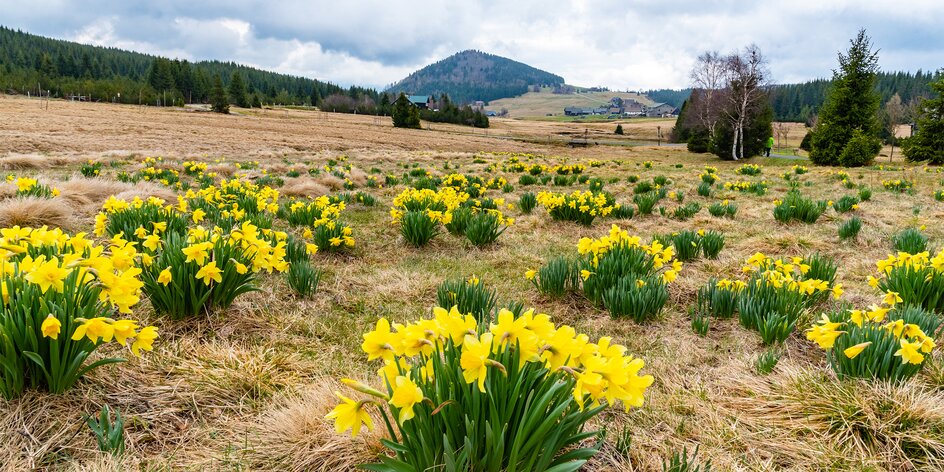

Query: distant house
[564,106,589,116]
[407,95,434,109]
[622,101,645,116]
[472,100,485,111]
[645,103,676,117]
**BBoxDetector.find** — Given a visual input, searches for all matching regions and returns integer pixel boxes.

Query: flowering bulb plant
[327,305,654,471]
[0,226,156,399]
[871,249,944,313]
[536,190,614,226]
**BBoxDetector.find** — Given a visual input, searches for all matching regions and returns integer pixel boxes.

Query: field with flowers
[1,96,944,470]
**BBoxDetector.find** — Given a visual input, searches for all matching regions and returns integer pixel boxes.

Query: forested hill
[0,26,377,106]
[387,50,565,105]
[769,71,938,122]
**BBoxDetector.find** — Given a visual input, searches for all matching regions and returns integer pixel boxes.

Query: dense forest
[387,50,564,105]
[643,88,692,108]
[769,71,937,122]
[0,26,378,107]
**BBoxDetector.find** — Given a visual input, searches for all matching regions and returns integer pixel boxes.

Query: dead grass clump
[0,197,74,230]
[315,174,344,191]
[715,365,944,469]
[281,178,329,198]
[208,164,235,177]
[0,153,69,170]
[55,177,134,214]
[348,167,368,186]
[242,381,383,472]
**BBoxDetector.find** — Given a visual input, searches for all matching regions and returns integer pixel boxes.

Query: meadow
[0,96,943,471]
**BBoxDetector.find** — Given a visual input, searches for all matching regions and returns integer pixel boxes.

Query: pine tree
[809,30,882,166]
[228,71,249,108]
[614,124,624,135]
[903,74,944,164]
[392,93,420,128]
[210,74,229,114]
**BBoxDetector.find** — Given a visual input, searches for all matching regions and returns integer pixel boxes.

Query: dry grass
[1,95,943,470]
[0,196,74,230]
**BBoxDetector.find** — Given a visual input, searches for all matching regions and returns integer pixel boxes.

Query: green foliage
[665,230,702,262]
[858,186,873,201]
[611,204,635,219]
[838,216,863,241]
[773,190,827,224]
[697,280,740,319]
[671,203,701,221]
[696,181,712,197]
[708,201,737,218]
[633,181,654,194]
[444,207,473,236]
[809,30,882,166]
[602,274,669,322]
[634,190,665,216]
[755,349,781,375]
[518,174,537,186]
[518,192,536,213]
[892,228,928,254]
[902,76,944,164]
[437,278,498,323]
[738,273,809,345]
[531,256,578,298]
[701,231,725,259]
[663,446,712,472]
[85,405,125,455]
[465,211,507,247]
[210,74,229,114]
[615,124,624,135]
[80,161,102,177]
[400,210,439,247]
[286,261,322,298]
[690,309,710,336]
[832,195,860,213]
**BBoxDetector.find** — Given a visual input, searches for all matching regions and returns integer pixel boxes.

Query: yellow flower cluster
[742,253,843,299]
[882,179,914,191]
[577,225,681,283]
[185,222,289,274]
[328,306,654,436]
[551,164,586,175]
[806,306,935,365]
[536,190,614,217]
[186,178,281,217]
[389,187,469,224]
[874,249,944,275]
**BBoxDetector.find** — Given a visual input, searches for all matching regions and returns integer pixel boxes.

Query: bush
[836,131,882,167]
[838,216,862,241]
[892,228,928,254]
[0,227,155,399]
[286,260,322,297]
[436,277,497,323]
[799,131,812,151]
[328,307,654,470]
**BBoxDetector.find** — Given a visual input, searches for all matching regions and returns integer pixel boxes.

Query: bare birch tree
[689,51,726,144]
[722,45,770,160]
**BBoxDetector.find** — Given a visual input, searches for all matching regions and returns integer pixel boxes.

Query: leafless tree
[689,51,726,143]
[722,45,770,160]
[884,93,905,160]
[775,122,790,151]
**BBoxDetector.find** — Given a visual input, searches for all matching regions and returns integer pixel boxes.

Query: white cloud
[2,0,942,90]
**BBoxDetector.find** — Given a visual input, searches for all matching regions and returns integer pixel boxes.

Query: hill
[0,26,376,107]
[386,50,564,105]
[484,87,655,118]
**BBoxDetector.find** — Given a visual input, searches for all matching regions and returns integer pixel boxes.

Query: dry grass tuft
[0,197,74,230]
[112,181,177,203]
[314,174,344,191]
[714,364,944,469]
[242,380,383,472]
[281,178,329,198]
[347,167,368,186]
[0,153,69,170]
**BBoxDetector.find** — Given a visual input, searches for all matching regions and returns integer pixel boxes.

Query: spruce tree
[392,93,420,128]
[903,74,944,164]
[809,30,882,166]
[210,74,229,114]
[614,124,624,135]
[228,72,249,108]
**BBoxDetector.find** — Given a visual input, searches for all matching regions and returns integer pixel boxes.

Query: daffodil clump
[737,252,842,344]
[883,179,914,192]
[95,196,190,246]
[551,163,586,175]
[140,222,288,319]
[391,187,469,247]
[184,178,281,230]
[80,160,103,178]
[536,190,615,226]
[723,180,768,195]
[0,226,156,399]
[12,176,59,198]
[807,301,939,382]
[278,196,354,252]
[137,157,180,187]
[735,163,763,176]
[871,249,944,313]
[327,305,654,470]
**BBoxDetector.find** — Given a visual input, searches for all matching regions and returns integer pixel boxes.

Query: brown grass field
[1,95,943,471]
[483,88,654,119]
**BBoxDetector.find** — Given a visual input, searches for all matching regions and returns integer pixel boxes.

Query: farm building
[407,95,435,109]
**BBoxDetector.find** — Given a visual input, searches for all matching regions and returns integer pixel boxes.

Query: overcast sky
[2,1,942,90]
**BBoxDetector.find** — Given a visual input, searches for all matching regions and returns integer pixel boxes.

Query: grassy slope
[0,96,943,471]
[485,87,656,119]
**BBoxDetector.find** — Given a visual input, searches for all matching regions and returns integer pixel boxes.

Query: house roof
[407,95,430,103]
